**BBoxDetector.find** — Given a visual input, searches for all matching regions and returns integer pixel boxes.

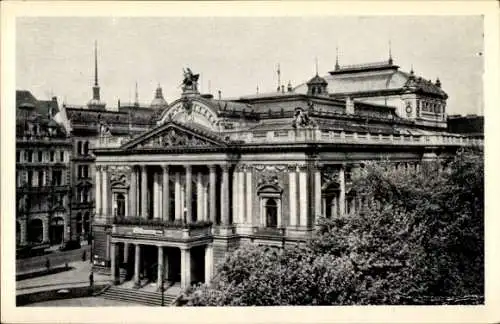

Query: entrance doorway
[50,217,64,244]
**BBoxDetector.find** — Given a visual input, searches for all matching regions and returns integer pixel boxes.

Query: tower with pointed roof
[87,41,106,110]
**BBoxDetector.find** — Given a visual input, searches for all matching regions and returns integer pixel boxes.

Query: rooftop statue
[182,68,200,92]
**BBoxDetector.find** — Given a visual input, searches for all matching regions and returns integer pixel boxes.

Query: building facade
[16,91,73,252]
[91,62,483,290]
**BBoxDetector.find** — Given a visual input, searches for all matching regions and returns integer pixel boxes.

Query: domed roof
[307,74,328,85]
[150,85,168,109]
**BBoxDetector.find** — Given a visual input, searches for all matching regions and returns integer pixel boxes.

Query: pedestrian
[82,250,86,262]
[65,262,69,270]
[89,271,94,288]
[45,258,50,271]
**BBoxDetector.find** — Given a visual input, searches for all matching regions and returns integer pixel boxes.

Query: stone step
[101,286,177,306]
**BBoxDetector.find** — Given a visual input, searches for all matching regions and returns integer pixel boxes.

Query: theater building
[91,59,482,291]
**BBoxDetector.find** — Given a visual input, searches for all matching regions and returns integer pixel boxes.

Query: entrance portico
[110,237,213,290]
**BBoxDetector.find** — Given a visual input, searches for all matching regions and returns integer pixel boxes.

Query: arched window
[265,198,278,228]
[28,219,43,243]
[116,193,126,217]
[258,184,282,228]
[76,212,82,235]
[83,212,90,233]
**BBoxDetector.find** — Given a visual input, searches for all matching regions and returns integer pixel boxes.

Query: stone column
[186,165,192,223]
[123,242,129,265]
[95,165,102,217]
[141,165,148,218]
[209,165,217,223]
[180,247,191,289]
[110,242,118,284]
[203,182,208,222]
[205,244,213,284]
[153,171,159,219]
[245,167,252,225]
[102,166,109,218]
[288,165,297,227]
[129,166,137,217]
[197,172,204,222]
[238,169,245,224]
[162,165,170,221]
[298,165,308,227]
[232,169,239,224]
[314,165,322,221]
[221,165,230,225]
[42,218,49,243]
[339,165,345,216]
[134,244,141,288]
[157,246,164,290]
[175,172,181,220]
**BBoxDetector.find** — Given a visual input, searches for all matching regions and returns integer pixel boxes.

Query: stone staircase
[99,285,178,306]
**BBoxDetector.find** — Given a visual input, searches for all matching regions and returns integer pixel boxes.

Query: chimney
[281,85,285,93]
[118,99,121,108]
[218,90,221,100]
[52,96,57,102]
[346,96,354,114]
[287,81,293,92]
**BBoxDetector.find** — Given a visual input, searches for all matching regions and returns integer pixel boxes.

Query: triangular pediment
[121,121,228,150]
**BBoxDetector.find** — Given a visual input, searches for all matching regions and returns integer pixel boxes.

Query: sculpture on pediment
[157,128,211,148]
[256,170,280,188]
[182,96,193,115]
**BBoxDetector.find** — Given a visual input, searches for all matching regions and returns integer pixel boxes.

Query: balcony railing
[111,216,213,240]
[227,128,483,147]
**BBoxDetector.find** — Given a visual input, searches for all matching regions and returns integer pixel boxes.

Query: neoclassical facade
[92,64,482,290]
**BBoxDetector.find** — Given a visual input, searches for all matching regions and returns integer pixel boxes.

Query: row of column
[110,242,214,289]
[96,164,231,224]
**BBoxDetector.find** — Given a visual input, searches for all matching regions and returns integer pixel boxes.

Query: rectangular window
[38,151,43,162]
[27,170,33,186]
[84,166,89,178]
[60,151,64,162]
[38,171,44,187]
[26,150,33,162]
[16,151,20,163]
[50,151,55,162]
[52,170,62,186]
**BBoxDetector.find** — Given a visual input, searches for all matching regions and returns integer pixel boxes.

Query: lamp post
[161,268,165,306]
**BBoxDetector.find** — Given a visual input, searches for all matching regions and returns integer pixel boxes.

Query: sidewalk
[16,260,111,296]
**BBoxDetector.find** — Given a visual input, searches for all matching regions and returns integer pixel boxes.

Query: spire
[315,57,319,76]
[335,45,340,70]
[436,77,441,88]
[276,63,281,92]
[388,40,393,65]
[94,40,98,86]
[88,40,105,110]
[134,81,139,107]
[410,64,414,75]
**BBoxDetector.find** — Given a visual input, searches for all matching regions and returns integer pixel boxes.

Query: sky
[16,16,484,115]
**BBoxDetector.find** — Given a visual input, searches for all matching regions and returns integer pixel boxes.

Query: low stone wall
[16,284,108,306]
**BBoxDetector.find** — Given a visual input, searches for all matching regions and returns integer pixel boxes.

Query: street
[16,246,90,274]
